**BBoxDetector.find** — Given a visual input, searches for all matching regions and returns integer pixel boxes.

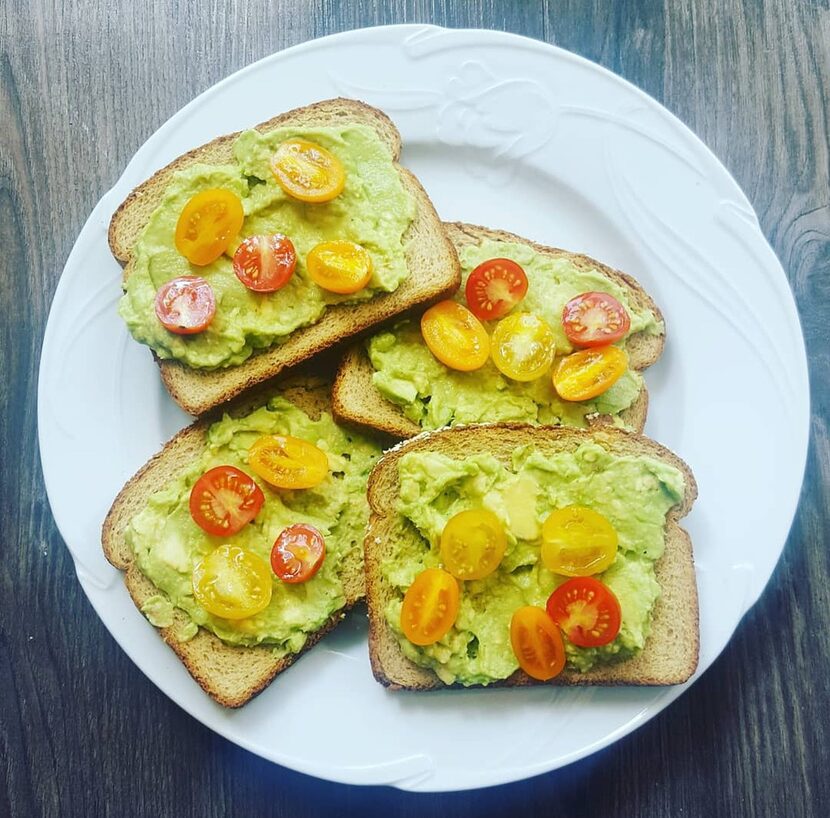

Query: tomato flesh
[174,188,244,266]
[510,606,566,681]
[552,345,628,401]
[192,544,273,620]
[247,435,329,490]
[562,291,631,348]
[440,508,507,580]
[400,568,460,646]
[188,466,264,536]
[306,240,373,294]
[541,506,618,577]
[232,234,296,292]
[546,577,622,647]
[490,312,556,381]
[270,138,345,203]
[420,300,490,371]
[154,276,216,334]
[465,258,528,320]
[271,524,325,584]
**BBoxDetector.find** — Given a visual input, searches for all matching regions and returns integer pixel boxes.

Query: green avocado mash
[125,397,381,652]
[120,125,416,369]
[368,239,663,430]
[383,441,685,685]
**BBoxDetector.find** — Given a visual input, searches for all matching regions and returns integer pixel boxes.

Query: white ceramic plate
[38,25,809,792]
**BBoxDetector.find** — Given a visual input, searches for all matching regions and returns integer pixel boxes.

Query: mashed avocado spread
[384,441,685,684]
[120,125,416,369]
[125,397,381,652]
[368,239,663,430]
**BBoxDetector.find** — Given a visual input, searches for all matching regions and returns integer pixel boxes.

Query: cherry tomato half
[552,345,628,401]
[271,524,326,584]
[192,544,273,620]
[491,312,557,382]
[465,258,529,321]
[189,466,265,537]
[562,291,631,348]
[306,240,373,294]
[232,234,297,292]
[270,138,345,203]
[541,506,618,577]
[154,276,216,334]
[247,435,329,490]
[546,577,622,647]
[440,508,507,581]
[510,606,566,681]
[174,188,244,266]
[420,300,490,372]
[400,568,460,646]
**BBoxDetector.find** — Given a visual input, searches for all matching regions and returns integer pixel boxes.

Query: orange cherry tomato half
[490,312,557,382]
[306,240,373,294]
[465,258,529,321]
[552,345,628,401]
[562,291,631,348]
[546,577,622,647]
[510,606,566,681]
[174,188,244,266]
[154,275,216,334]
[440,508,507,580]
[420,300,490,372]
[192,544,273,620]
[541,506,618,577]
[400,568,460,646]
[247,434,329,490]
[271,524,326,584]
[232,234,297,292]
[270,138,345,203]
[188,466,265,537]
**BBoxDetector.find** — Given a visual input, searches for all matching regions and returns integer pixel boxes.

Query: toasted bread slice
[101,377,368,708]
[364,424,698,689]
[109,98,460,416]
[333,222,664,438]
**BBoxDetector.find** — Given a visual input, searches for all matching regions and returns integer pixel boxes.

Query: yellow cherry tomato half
[420,300,490,371]
[174,188,244,266]
[270,138,345,203]
[552,345,629,401]
[510,605,566,681]
[541,505,618,577]
[400,568,460,646]
[490,312,557,382]
[306,240,373,294]
[192,544,273,620]
[440,508,507,581]
[247,435,329,490]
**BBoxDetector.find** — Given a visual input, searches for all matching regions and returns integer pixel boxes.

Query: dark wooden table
[3,1,828,815]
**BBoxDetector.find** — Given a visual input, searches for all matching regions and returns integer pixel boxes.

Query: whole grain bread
[364,424,698,690]
[109,98,461,416]
[332,222,664,438]
[101,376,367,708]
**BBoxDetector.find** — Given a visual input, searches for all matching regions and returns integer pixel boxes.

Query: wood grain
[1,0,828,815]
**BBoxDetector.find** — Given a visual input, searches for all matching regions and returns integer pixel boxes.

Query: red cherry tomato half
[188,466,265,536]
[465,258,529,321]
[154,276,216,334]
[546,576,622,647]
[232,234,297,292]
[270,524,326,584]
[562,291,631,348]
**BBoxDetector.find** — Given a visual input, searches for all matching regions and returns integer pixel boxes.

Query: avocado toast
[333,222,664,438]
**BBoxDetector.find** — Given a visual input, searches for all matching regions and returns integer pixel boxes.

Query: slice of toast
[101,377,369,707]
[332,222,664,438]
[109,98,461,416]
[364,424,698,689]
